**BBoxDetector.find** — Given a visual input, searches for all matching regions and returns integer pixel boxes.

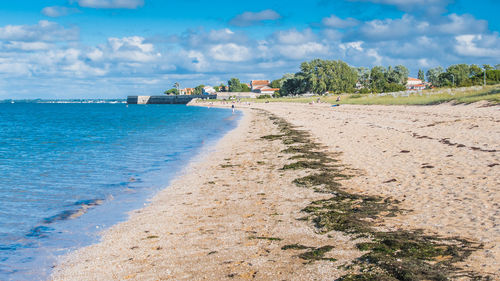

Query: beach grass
[242,84,500,106]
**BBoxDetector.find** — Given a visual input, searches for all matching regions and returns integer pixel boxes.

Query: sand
[52,102,500,280]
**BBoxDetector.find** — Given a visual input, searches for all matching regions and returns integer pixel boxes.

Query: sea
[0,102,241,280]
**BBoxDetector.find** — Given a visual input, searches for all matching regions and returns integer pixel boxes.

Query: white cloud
[277,42,329,60]
[2,41,53,51]
[348,13,487,42]
[438,14,488,35]
[322,15,359,28]
[0,20,78,42]
[75,0,144,9]
[355,14,428,41]
[176,50,209,72]
[1,7,499,99]
[210,43,251,62]
[62,60,107,77]
[455,34,500,57]
[274,28,316,45]
[0,58,32,75]
[230,9,281,27]
[340,41,363,51]
[41,6,79,17]
[181,28,247,48]
[89,36,159,63]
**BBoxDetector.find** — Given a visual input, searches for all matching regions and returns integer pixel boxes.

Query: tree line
[275,60,500,96]
[164,61,499,96]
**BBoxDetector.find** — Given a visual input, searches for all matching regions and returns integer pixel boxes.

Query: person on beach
[336,96,341,102]
[231,104,235,113]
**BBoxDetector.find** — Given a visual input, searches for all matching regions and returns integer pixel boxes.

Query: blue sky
[0,0,498,99]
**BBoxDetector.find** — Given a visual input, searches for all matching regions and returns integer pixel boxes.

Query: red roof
[251,80,270,86]
[407,77,422,81]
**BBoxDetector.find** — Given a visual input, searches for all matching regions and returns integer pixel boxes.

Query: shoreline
[52,102,499,280]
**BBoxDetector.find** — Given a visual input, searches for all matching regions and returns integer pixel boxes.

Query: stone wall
[127,95,216,104]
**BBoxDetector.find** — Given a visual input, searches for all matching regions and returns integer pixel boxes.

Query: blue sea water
[0,103,240,280]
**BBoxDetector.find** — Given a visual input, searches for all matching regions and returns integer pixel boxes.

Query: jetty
[127,95,216,104]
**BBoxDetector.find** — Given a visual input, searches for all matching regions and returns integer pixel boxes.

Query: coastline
[52,101,499,280]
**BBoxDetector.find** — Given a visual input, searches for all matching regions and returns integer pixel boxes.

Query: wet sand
[52,102,500,280]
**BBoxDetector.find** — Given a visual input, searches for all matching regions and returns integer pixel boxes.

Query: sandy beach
[52,102,499,280]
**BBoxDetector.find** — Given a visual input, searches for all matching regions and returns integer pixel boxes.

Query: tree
[355,67,371,90]
[469,65,483,85]
[164,88,179,95]
[173,82,180,92]
[469,64,482,78]
[280,74,308,96]
[385,66,398,84]
[446,64,471,86]
[241,83,251,92]
[437,72,454,87]
[194,85,205,95]
[496,64,500,70]
[217,83,227,92]
[426,67,444,86]
[384,83,406,92]
[394,65,409,85]
[228,78,242,92]
[299,59,357,94]
[370,66,386,93]
[270,79,281,88]
[483,64,494,71]
[418,69,425,81]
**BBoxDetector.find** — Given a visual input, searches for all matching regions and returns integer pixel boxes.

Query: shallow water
[0,103,240,280]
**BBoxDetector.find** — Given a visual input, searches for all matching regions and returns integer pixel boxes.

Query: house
[180,88,194,95]
[409,84,426,91]
[250,80,270,93]
[406,77,425,90]
[202,86,217,95]
[259,87,280,95]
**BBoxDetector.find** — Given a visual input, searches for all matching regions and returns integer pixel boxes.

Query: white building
[202,86,216,95]
[406,77,425,90]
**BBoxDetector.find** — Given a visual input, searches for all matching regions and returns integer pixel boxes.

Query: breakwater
[127,95,216,104]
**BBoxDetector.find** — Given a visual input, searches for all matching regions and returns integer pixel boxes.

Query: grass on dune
[242,84,500,106]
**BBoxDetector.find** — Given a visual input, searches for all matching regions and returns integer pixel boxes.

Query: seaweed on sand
[281,244,337,263]
[260,113,488,281]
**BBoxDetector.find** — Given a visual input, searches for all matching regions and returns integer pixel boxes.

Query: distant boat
[11,101,14,104]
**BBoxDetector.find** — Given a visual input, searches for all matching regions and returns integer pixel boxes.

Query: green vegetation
[418,69,425,81]
[280,59,358,96]
[241,83,251,92]
[228,77,242,92]
[243,84,500,105]
[257,94,272,99]
[281,244,336,263]
[261,114,487,280]
[227,77,252,92]
[164,60,500,98]
[248,236,282,241]
[194,84,205,95]
[433,64,500,87]
[164,88,179,95]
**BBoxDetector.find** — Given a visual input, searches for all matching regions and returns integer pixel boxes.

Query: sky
[0,0,499,99]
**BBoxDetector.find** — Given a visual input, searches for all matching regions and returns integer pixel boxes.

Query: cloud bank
[0,6,499,99]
